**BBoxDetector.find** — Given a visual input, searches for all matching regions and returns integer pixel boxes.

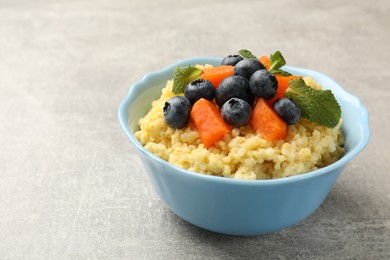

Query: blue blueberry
[249,70,278,99]
[184,79,215,105]
[234,58,266,79]
[221,98,252,127]
[221,55,244,66]
[163,96,191,129]
[215,75,254,107]
[273,98,301,125]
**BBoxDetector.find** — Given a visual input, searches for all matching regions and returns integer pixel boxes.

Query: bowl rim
[118,57,370,186]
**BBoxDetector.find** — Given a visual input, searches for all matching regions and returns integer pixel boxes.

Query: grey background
[1,0,389,259]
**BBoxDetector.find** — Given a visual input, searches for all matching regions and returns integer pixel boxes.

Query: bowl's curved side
[137,147,347,235]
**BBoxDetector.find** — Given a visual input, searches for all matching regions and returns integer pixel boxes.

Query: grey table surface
[1,0,389,259]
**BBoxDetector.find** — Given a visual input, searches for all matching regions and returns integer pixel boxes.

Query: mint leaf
[269,50,286,72]
[172,65,202,94]
[238,49,257,59]
[269,51,292,76]
[285,78,341,128]
[271,69,292,76]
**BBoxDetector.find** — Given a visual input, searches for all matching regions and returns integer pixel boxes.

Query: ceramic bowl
[118,57,370,236]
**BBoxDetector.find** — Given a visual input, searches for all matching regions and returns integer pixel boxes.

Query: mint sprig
[238,49,257,59]
[172,65,202,94]
[285,78,341,128]
[269,51,292,76]
[270,68,292,76]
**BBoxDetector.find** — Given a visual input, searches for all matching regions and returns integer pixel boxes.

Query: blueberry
[221,98,252,127]
[234,58,266,79]
[249,70,278,99]
[215,76,254,107]
[163,96,191,129]
[273,98,301,125]
[184,79,215,105]
[221,55,244,66]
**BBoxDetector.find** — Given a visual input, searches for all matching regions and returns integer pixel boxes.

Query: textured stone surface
[0,0,389,259]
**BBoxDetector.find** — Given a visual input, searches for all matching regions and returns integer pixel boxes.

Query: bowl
[118,57,370,236]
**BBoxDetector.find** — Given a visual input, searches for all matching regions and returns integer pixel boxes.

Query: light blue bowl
[118,57,370,236]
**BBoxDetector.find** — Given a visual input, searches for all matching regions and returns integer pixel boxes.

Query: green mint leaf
[284,78,341,128]
[269,50,287,72]
[172,65,202,94]
[270,69,292,76]
[238,49,257,59]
